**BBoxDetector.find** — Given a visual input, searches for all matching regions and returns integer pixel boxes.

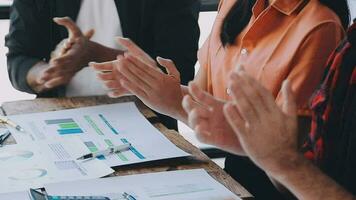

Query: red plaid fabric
[303,22,356,165]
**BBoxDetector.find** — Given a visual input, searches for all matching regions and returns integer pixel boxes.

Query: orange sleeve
[276,22,345,109]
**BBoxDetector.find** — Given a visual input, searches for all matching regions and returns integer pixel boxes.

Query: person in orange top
[92,0,350,198]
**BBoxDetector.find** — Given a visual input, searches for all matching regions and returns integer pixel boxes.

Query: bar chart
[45,118,84,135]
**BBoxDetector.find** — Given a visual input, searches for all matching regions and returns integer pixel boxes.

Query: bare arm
[87,41,124,63]
[268,153,354,200]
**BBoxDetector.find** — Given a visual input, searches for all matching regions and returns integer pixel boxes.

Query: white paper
[0,191,30,200]
[8,103,189,167]
[45,169,241,200]
[0,138,114,193]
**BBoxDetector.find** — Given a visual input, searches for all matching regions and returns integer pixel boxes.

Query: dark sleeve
[152,0,200,85]
[5,0,53,94]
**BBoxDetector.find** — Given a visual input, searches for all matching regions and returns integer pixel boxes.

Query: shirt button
[241,48,248,56]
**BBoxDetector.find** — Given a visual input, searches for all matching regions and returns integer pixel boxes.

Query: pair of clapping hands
[34,17,95,91]
[92,39,300,176]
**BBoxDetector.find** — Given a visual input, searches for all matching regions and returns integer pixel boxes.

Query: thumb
[53,17,83,38]
[156,57,180,78]
[281,80,297,116]
[84,29,95,39]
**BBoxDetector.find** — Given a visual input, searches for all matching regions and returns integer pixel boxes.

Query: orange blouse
[198,0,344,108]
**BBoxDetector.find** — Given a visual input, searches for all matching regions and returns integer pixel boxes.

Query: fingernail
[38,78,45,84]
[44,83,51,88]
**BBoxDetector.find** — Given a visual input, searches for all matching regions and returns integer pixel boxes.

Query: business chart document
[45,169,241,200]
[8,103,189,167]
[0,138,114,193]
[0,191,30,200]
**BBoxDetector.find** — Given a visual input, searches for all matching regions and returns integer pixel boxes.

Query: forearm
[88,41,124,63]
[268,153,354,200]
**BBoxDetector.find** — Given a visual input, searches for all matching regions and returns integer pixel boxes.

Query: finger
[120,79,148,99]
[238,71,277,112]
[117,37,156,67]
[227,73,259,125]
[157,57,180,78]
[229,72,268,115]
[223,103,247,136]
[182,95,197,113]
[188,82,217,109]
[97,72,115,81]
[103,80,122,90]
[116,55,153,92]
[195,123,212,144]
[124,53,161,80]
[188,108,210,129]
[44,76,70,89]
[53,17,83,38]
[60,43,72,56]
[51,55,76,67]
[90,61,114,72]
[44,58,78,76]
[84,29,95,39]
[40,66,75,81]
[108,89,131,98]
[281,80,297,117]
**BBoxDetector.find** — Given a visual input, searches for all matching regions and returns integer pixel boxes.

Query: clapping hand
[35,17,95,90]
[182,82,244,155]
[224,68,299,174]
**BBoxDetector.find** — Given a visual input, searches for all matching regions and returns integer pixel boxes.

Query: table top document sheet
[0,191,29,200]
[0,138,114,193]
[8,103,189,167]
[45,169,241,200]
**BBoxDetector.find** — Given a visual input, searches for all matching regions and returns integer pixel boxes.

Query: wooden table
[1,96,253,199]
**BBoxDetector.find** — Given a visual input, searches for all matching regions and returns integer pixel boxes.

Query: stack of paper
[8,103,189,167]
[45,169,241,200]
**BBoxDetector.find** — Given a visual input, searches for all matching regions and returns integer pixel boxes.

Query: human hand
[118,53,184,119]
[182,82,244,155]
[94,37,184,119]
[90,60,131,98]
[223,69,299,174]
[91,37,161,98]
[37,17,95,89]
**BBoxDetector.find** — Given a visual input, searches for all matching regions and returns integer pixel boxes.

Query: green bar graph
[45,118,83,135]
[84,116,104,136]
[59,122,79,129]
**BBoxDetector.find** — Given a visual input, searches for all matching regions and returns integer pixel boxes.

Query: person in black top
[5,0,200,131]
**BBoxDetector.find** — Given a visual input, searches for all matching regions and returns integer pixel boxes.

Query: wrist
[87,40,124,63]
[265,150,305,181]
[170,87,188,122]
[27,62,48,93]
[86,40,99,63]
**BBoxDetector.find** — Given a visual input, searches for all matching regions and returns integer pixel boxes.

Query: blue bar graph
[121,139,145,159]
[45,118,84,135]
[58,128,83,135]
[99,114,119,134]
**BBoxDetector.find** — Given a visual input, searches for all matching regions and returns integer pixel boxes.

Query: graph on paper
[8,103,189,167]
[0,139,113,194]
